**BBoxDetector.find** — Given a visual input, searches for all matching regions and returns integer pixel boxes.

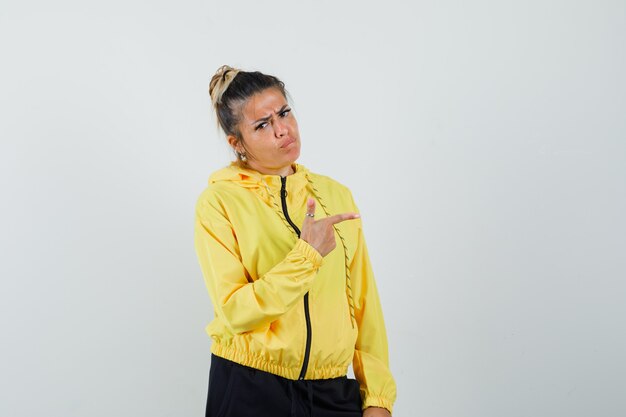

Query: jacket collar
[208,161,311,203]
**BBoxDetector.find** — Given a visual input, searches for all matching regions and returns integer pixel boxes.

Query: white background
[1,1,625,416]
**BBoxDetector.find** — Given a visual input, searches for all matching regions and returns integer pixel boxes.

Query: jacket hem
[211,342,349,380]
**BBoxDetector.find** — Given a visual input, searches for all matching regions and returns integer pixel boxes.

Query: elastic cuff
[362,396,394,414]
[294,238,323,269]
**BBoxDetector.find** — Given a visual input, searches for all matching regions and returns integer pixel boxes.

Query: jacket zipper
[280,175,312,380]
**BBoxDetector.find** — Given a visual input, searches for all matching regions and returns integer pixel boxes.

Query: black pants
[206,354,362,417]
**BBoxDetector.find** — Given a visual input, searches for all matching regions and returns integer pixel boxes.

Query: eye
[254,109,291,130]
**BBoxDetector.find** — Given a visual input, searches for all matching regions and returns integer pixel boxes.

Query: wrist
[363,406,391,417]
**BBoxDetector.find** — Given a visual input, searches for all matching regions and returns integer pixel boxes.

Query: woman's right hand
[300,197,360,257]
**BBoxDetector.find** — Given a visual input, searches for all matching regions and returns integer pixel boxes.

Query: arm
[194,192,323,334]
[349,196,397,414]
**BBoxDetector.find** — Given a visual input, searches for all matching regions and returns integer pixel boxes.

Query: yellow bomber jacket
[194,161,397,413]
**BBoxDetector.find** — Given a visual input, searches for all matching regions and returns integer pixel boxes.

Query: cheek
[255,135,280,153]
[289,119,299,134]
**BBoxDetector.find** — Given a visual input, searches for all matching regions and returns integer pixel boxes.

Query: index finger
[323,212,361,225]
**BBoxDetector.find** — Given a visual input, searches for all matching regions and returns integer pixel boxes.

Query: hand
[363,406,392,417]
[300,197,360,257]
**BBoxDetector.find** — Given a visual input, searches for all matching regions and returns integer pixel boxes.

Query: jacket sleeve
[194,190,324,335]
[348,194,397,414]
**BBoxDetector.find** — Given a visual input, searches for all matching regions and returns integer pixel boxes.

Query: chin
[287,146,301,161]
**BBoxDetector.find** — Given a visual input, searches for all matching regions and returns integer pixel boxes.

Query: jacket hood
[208,161,312,204]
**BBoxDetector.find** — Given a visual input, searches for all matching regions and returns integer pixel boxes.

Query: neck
[245,161,295,177]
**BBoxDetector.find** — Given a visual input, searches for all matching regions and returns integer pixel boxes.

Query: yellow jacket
[194,161,396,413]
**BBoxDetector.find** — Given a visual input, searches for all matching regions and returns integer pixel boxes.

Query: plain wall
[1,1,625,416]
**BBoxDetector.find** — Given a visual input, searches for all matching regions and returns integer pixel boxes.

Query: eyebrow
[251,104,290,125]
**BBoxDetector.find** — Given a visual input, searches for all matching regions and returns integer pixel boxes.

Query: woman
[194,65,396,417]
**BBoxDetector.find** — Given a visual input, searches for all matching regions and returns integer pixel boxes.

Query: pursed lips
[281,137,296,148]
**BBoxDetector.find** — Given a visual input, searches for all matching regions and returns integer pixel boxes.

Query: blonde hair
[208,65,290,166]
[209,65,240,110]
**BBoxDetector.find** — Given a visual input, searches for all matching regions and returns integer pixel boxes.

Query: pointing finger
[324,212,361,225]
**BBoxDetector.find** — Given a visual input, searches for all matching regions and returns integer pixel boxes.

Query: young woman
[194,65,396,416]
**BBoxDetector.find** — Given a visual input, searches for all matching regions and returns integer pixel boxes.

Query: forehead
[241,88,287,120]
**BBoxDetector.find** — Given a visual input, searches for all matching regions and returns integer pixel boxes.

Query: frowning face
[228,87,301,175]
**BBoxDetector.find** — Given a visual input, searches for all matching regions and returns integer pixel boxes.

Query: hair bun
[209,65,241,108]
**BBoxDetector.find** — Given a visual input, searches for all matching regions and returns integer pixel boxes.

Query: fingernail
[354,214,361,218]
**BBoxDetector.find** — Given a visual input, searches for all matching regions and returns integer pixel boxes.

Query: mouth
[281,137,296,148]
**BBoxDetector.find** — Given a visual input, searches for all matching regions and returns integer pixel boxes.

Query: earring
[239,151,247,161]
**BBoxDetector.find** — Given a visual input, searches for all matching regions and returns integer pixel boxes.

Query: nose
[273,118,288,137]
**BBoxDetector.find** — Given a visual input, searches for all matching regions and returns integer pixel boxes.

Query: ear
[227,135,241,153]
